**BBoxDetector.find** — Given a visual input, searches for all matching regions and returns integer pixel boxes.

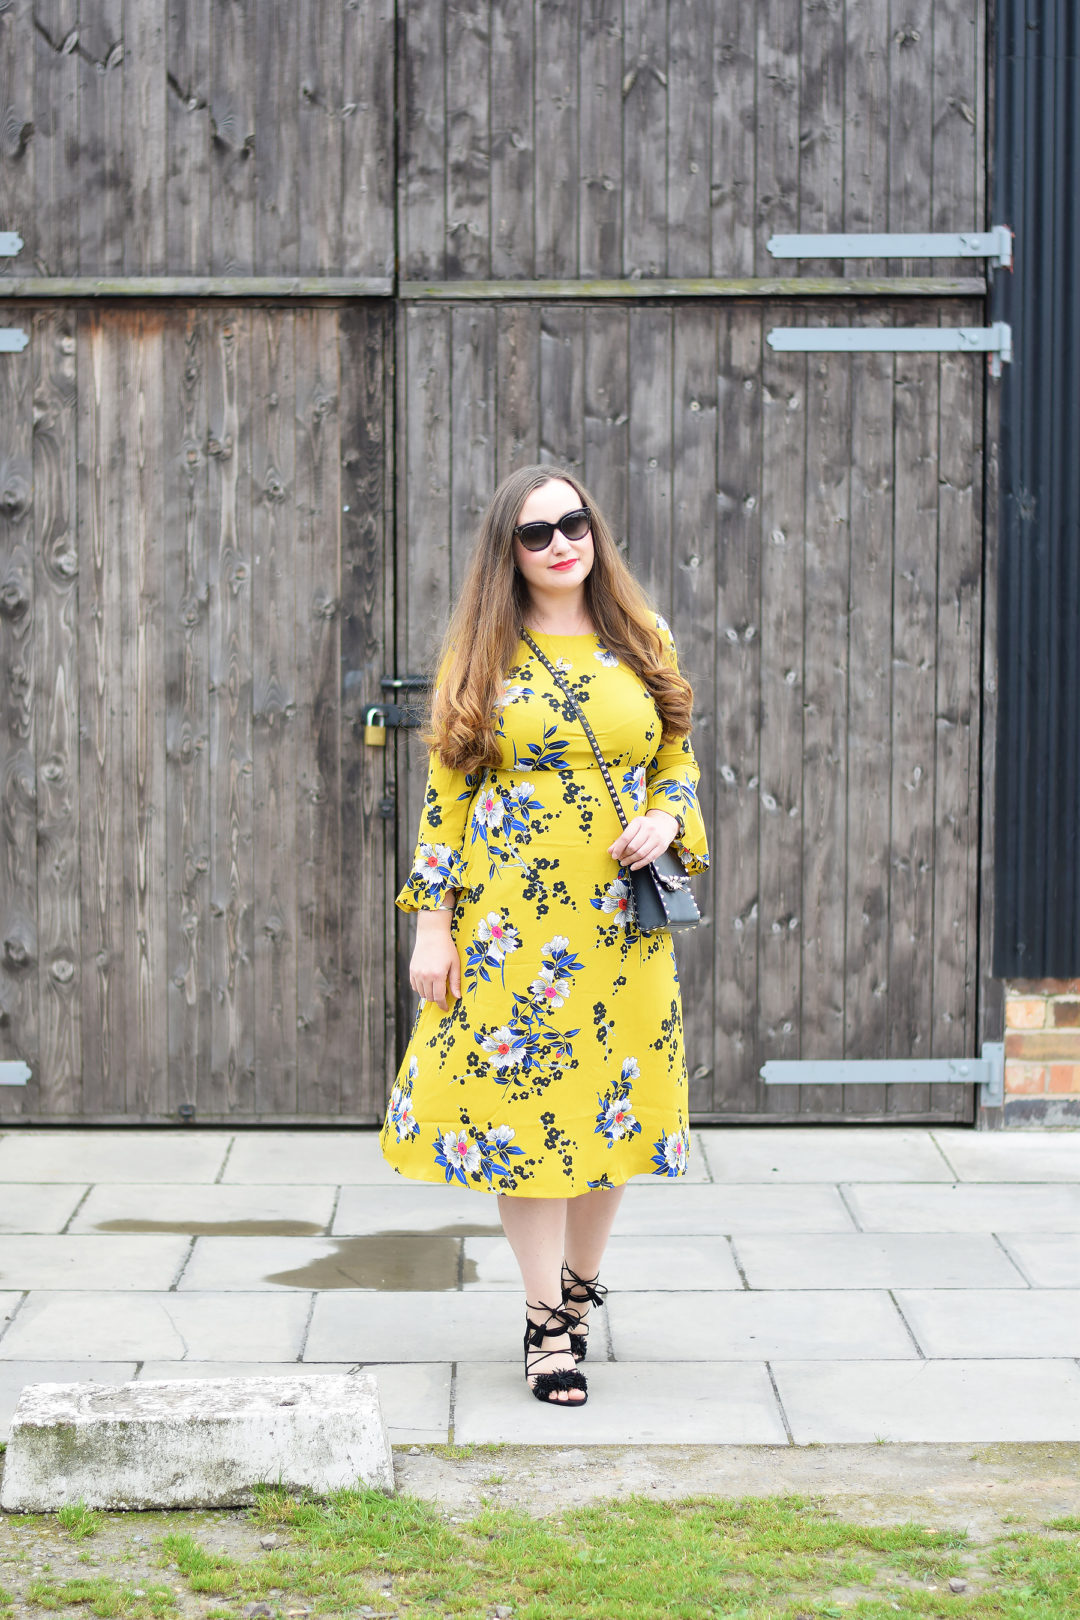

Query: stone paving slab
[305,1290,523,1364]
[453,1361,788,1445]
[698,1127,955,1184]
[732,1232,1028,1291]
[333,1185,505,1236]
[69,1182,336,1235]
[177,1234,469,1293]
[608,1289,918,1361]
[0,1131,231,1183]
[223,1132,403,1186]
[0,1235,192,1291]
[135,1360,452,1446]
[0,1362,139,1442]
[772,1358,1080,1444]
[843,1181,1080,1232]
[0,1291,312,1362]
[462,1234,742,1292]
[997,1233,1080,1287]
[0,1184,88,1234]
[931,1128,1080,1182]
[614,1183,857,1234]
[894,1287,1080,1358]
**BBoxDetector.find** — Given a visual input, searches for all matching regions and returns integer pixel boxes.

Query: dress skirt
[379,617,710,1196]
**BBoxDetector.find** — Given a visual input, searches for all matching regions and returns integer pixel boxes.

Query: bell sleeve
[395,659,481,912]
[644,616,711,877]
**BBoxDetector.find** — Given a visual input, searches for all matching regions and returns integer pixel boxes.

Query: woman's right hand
[410,910,461,1011]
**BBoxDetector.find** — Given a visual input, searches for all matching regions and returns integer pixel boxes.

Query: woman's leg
[561,1185,626,1342]
[498,1194,584,1404]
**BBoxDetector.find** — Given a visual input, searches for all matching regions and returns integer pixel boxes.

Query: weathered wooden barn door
[0,303,394,1122]
[396,298,984,1123]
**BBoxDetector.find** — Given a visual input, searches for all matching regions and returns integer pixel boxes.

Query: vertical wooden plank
[843,0,890,278]
[254,3,299,275]
[843,321,894,1112]
[535,0,580,277]
[400,0,447,279]
[342,0,396,278]
[122,313,168,1116]
[126,0,167,273]
[666,0,710,277]
[494,304,541,479]
[78,311,125,1115]
[578,0,622,279]
[931,0,982,279]
[754,0,799,275]
[888,0,934,274]
[539,306,585,473]
[886,341,939,1111]
[710,0,755,277]
[582,306,629,546]
[0,298,38,1111]
[166,0,212,274]
[297,0,342,277]
[446,0,491,280]
[671,305,717,1112]
[622,0,668,277]
[206,310,255,1113]
[799,345,851,1115]
[757,307,804,1113]
[341,303,392,1115]
[32,307,80,1114]
[209,0,256,275]
[713,305,763,1111]
[491,0,535,278]
[931,329,981,1121]
[76,2,124,275]
[33,0,79,275]
[450,305,497,594]
[798,0,845,278]
[0,0,36,270]
[295,307,344,1115]
[164,307,211,1118]
[250,311,297,1115]
[626,307,673,619]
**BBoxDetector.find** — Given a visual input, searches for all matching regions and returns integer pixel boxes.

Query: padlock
[363,706,388,747]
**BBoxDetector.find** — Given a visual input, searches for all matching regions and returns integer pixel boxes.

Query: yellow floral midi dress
[379,614,710,1196]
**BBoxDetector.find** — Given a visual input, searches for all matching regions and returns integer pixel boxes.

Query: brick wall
[1004,981,1080,1126]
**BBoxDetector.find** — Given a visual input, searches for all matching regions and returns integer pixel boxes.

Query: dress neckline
[522,627,598,641]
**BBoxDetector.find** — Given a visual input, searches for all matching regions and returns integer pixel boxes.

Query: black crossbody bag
[522,632,701,936]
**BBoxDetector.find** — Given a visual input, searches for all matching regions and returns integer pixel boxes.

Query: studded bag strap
[521,631,630,832]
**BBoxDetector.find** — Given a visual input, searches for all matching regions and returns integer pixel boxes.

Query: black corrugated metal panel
[993,0,1080,977]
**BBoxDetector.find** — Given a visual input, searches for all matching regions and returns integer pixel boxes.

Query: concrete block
[0,1374,394,1511]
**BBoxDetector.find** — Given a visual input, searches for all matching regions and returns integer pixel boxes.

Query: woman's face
[511,478,594,596]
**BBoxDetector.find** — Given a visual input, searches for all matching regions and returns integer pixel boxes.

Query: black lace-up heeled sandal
[560,1261,609,1363]
[523,1301,589,1406]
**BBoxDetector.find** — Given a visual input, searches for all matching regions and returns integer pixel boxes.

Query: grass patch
[22,1575,176,1616]
[57,1499,105,1539]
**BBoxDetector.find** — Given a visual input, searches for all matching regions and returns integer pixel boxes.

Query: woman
[380,465,709,1407]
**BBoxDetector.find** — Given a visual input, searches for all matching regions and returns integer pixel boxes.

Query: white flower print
[621,1056,640,1082]
[655,612,670,635]
[598,877,631,926]
[543,934,571,956]
[509,780,537,804]
[624,764,647,810]
[554,656,573,672]
[389,1087,418,1142]
[408,1056,419,1080]
[472,786,506,831]
[662,1130,687,1171]
[594,645,619,667]
[476,911,521,961]
[440,1130,481,1175]
[497,684,530,707]
[491,1124,516,1150]
[481,1024,526,1070]
[413,843,456,890]
[601,1096,638,1141]
[529,966,572,1009]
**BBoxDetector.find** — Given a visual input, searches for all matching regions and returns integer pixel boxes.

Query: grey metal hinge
[761,1041,1005,1109]
[767,225,1013,270]
[0,1060,31,1086]
[0,329,29,352]
[0,231,23,257]
[766,320,1013,377]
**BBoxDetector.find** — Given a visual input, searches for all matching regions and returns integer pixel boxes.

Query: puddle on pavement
[266,1234,481,1290]
[95,1218,327,1237]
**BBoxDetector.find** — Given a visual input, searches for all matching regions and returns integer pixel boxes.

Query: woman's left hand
[609,809,680,871]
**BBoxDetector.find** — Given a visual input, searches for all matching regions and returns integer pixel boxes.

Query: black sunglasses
[512,506,592,552]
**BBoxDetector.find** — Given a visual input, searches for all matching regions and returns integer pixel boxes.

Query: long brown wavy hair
[425,465,694,774]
